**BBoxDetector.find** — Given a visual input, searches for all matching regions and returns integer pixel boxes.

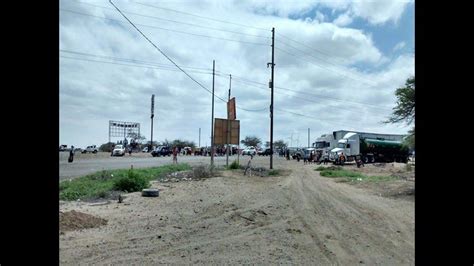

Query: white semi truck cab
[312,133,337,161]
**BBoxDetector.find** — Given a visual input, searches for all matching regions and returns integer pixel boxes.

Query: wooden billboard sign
[227,97,236,120]
[214,118,240,145]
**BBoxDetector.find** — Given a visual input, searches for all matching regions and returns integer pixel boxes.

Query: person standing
[68,146,75,163]
[172,146,178,164]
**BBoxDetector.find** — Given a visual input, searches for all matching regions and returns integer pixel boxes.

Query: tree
[171,139,196,149]
[274,140,288,150]
[265,140,288,150]
[385,76,415,149]
[241,136,261,147]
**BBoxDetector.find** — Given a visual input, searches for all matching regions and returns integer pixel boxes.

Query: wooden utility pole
[211,60,215,166]
[269,27,275,169]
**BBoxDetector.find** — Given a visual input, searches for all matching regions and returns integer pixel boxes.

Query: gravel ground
[60,157,414,264]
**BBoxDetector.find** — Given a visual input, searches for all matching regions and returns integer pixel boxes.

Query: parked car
[112,144,126,156]
[242,146,257,156]
[142,147,149,153]
[82,145,98,154]
[151,146,172,157]
[59,145,68,152]
[258,148,273,156]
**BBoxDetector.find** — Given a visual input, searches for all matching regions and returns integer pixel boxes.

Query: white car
[112,144,126,156]
[82,145,98,154]
[242,146,257,156]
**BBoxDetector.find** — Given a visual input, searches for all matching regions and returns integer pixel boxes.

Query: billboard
[214,118,240,145]
[109,120,140,139]
[227,97,236,120]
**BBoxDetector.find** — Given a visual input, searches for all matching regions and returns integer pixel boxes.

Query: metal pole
[199,127,201,148]
[211,60,215,166]
[150,94,155,151]
[270,27,275,169]
[308,128,310,148]
[226,74,231,167]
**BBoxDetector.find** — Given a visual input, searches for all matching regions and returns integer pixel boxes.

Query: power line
[275,108,378,128]
[225,74,392,111]
[132,1,269,32]
[226,76,389,117]
[275,46,377,87]
[110,0,219,98]
[61,55,268,112]
[276,32,350,64]
[60,49,213,71]
[76,2,267,113]
[60,49,391,110]
[60,9,269,46]
[70,0,270,39]
[60,55,215,75]
[278,38,377,86]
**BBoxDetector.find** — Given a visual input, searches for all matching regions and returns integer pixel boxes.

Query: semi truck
[331,132,409,164]
[312,130,367,161]
[312,133,337,161]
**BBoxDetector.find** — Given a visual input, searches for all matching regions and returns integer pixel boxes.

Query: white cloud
[315,11,325,23]
[393,41,406,51]
[60,0,414,149]
[319,0,412,26]
[350,0,413,25]
[333,12,353,26]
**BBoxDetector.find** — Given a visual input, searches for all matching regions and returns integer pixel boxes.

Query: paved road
[59,152,276,180]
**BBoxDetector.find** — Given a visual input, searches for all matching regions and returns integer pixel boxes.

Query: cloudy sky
[60,0,414,149]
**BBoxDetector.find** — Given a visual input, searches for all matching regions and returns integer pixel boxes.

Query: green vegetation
[113,169,150,192]
[228,160,241,170]
[60,164,191,201]
[316,168,396,182]
[268,169,280,176]
[315,166,342,171]
[384,76,415,150]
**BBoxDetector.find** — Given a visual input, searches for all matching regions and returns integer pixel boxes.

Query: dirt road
[60,158,414,264]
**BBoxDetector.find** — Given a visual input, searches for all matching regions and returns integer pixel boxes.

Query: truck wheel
[370,157,375,163]
[363,156,368,164]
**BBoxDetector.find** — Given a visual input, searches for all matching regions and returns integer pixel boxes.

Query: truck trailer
[331,132,409,164]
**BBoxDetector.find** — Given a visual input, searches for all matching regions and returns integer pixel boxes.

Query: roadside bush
[228,160,240,170]
[315,166,342,171]
[268,169,280,176]
[113,169,150,192]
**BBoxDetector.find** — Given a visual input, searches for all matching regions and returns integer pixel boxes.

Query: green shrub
[320,170,364,178]
[60,164,192,201]
[268,170,280,176]
[113,169,150,192]
[228,160,240,170]
[315,166,342,171]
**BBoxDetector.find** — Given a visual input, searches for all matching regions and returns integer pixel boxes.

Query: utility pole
[308,128,310,148]
[199,127,201,148]
[211,60,215,166]
[226,74,231,167]
[150,94,155,151]
[268,27,275,169]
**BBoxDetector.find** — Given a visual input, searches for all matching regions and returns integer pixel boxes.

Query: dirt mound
[60,210,107,232]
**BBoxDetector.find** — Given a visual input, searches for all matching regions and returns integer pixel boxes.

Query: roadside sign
[214,118,240,145]
[227,97,236,120]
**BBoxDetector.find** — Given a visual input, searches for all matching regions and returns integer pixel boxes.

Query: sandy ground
[59,157,414,265]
